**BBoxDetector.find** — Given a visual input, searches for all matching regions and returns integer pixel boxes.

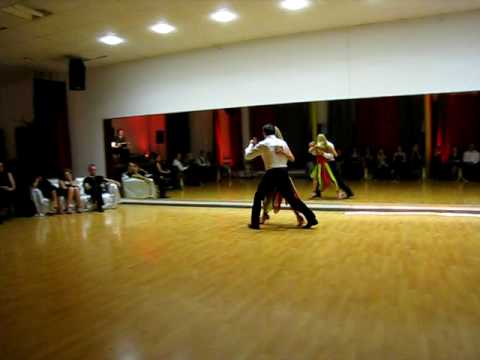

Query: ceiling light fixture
[279,0,311,11]
[98,34,125,46]
[209,8,238,23]
[150,22,176,34]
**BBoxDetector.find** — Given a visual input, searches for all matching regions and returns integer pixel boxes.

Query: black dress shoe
[248,224,260,230]
[302,219,318,229]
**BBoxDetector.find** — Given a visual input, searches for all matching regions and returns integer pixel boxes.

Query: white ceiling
[1,0,480,72]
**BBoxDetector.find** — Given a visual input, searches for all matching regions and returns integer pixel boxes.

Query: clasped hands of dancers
[245,124,353,230]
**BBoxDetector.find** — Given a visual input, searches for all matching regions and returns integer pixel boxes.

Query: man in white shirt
[462,144,480,181]
[245,124,317,229]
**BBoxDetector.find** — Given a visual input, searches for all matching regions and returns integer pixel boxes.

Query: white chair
[121,174,157,199]
[31,177,120,216]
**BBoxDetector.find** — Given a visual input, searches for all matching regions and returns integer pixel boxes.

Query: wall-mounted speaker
[156,130,165,144]
[69,58,86,91]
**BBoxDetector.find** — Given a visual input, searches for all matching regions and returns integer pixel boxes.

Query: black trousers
[86,185,104,208]
[329,161,354,197]
[152,174,167,197]
[251,168,316,226]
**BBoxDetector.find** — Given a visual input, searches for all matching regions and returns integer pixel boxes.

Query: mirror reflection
[104,91,480,205]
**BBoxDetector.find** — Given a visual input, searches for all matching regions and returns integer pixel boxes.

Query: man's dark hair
[262,123,275,136]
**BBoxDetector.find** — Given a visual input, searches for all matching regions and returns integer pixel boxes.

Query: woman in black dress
[33,175,62,214]
[0,162,16,222]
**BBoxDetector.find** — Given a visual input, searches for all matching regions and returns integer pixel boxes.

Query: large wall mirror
[104,91,480,206]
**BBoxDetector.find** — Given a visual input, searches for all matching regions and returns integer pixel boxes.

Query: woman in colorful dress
[260,127,305,227]
[308,134,346,199]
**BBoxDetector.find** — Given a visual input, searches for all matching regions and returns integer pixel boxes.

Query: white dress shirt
[244,135,291,170]
[172,159,188,171]
[463,150,480,164]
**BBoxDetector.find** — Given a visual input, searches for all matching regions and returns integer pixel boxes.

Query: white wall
[69,10,480,175]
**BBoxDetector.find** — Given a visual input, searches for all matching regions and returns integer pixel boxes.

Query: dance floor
[1,205,480,359]
[164,178,480,207]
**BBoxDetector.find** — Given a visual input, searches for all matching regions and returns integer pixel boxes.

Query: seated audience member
[409,144,423,180]
[196,150,213,182]
[151,154,171,198]
[376,148,390,179]
[59,169,84,213]
[345,148,363,180]
[83,164,120,212]
[363,147,375,179]
[184,153,201,186]
[172,153,188,189]
[448,146,463,181]
[431,147,444,180]
[0,162,16,223]
[392,146,407,180]
[124,162,150,181]
[33,175,62,214]
[462,144,480,181]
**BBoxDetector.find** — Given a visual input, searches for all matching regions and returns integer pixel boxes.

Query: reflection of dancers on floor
[309,134,354,199]
[245,123,317,229]
[261,126,305,227]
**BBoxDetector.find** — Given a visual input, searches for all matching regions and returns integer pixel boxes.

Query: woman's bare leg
[66,187,74,212]
[52,191,63,214]
[74,188,83,211]
[311,180,319,198]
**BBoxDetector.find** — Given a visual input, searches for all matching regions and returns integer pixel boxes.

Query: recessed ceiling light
[150,22,176,34]
[209,8,238,23]
[279,0,311,11]
[98,34,125,46]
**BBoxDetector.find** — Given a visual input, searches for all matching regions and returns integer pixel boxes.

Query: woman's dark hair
[262,123,275,136]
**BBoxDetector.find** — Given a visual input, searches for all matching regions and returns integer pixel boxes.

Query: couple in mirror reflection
[245,123,353,230]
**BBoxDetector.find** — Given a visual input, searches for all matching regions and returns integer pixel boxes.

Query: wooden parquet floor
[1,205,480,359]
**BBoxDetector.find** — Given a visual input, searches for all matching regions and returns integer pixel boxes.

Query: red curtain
[214,109,243,167]
[435,92,480,160]
[112,114,167,157]
[215,110,233,166]
[249,105,276,140]
[354,97,401,153]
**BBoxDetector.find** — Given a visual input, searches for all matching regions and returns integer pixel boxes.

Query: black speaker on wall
[156,130,165,144]
[69,58,86,91]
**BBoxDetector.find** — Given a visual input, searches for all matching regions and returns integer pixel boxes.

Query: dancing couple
[309,134,354,199]
[245,123,317,230]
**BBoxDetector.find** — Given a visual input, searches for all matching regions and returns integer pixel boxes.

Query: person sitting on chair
[172,153,189,189]
[448,146,463,181]
[32,175,62,214]
[83,164,120,212]
[462,144,480,181]
[152,154,170,198]
[195,150,212,182]
[376,148,390,180]
[409,144,423,180]
[0,162,16,223]
[59,169,84,213]
[392,145,407,180]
